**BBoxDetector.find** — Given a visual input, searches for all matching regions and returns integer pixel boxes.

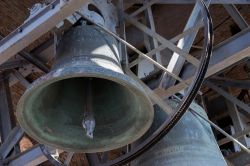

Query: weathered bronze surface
[133,100,227,166]
[17,25,154,153]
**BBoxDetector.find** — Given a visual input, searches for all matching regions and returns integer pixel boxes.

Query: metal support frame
[12,70,30,88]
[0,33,49,74]
[226,100,249,147]
[0,74,15,142]
[64,152,74,166]
[163,0,210,87]
[0,0,250,165]
[144,3,161,63]
[138,0,162,78]
[227,150,250,166]
[154,27,250,98]
[0,0,89,66]
[4,145,63,166]
[205,81,250,115]
[125,13,200,67]
[0,127,24,159]
[223,4,249,30]
[117,0,128,66]
[0,60,27,71]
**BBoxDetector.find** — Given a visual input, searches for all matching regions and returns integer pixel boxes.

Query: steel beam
[0,74,15,142]
[144,0,161,64]
[124,13,200,67]
[138,0,162,78]
[182,27,250,80]
[0,127,24,159]
[218,128,250,146]
[117,0,128,65]
[225,100,248,147]
[223,4,249,30]
[163,0,210,87]
[129,22,203,68]
[154,27,250,98]
[64,152,74,166]
[6,145,47,166]
[18,51,49,73]
[0,0,88,65]
[205,81,250,115]
[5,145,63,166]
[40,145,63,165]
[227,151,250,166]
[9,64,39,87]
[0,32,49,73]
[0,60,27,71]
[30,37,54,57]
[12,70,31,88]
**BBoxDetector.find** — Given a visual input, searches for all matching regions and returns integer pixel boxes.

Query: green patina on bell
[17,25,154,153]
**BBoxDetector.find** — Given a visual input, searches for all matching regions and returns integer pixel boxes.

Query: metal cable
[92,0,213,165]
[73,0,212,165]
[191,110,250,154]
[173,95,250,154]
[76,14,189,87]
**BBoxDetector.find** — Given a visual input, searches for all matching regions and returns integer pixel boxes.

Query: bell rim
[17,66,154,153]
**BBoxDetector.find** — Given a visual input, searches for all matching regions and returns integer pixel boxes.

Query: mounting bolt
[18,28,23,33]
[50,4,54,9]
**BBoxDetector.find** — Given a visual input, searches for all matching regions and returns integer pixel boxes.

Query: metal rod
[223,4,249,30]
[129,21,203,68]
[12,70,30,88]
[164,0,211,88]
[205,81,250,114]
[18,52,50,73]
[124,13,200,67]
[0,127,24,159]
[173,95,250,154]
[0,35,49,73]
[76,12,188,86]
[100,1,213,164]
[218,128,250,146]
[0,0,88,66]
[82,79,95,139]
[191,110,250,154]
[130,0,159,17]
[64,152,74,166]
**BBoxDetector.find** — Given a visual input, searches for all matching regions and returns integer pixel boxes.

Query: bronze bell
[17,25,154,153]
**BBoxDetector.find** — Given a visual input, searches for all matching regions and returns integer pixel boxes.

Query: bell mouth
[17,67,153,152]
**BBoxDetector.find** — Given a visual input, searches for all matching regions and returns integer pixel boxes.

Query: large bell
[17,25,153,153]
[133,100,227,166]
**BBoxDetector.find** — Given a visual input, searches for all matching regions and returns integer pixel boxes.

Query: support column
[0,73,15,142]
[226,100,248,147]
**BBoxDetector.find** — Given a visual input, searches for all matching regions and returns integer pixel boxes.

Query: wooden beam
[205,81,250,115]
[209,77,250,89]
